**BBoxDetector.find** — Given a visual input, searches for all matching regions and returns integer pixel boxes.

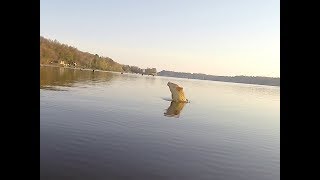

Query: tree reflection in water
[40,66,115,89]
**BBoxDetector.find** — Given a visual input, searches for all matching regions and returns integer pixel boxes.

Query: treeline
[122,65,157,74]
[40,36,157,74]
[158,70,280,86]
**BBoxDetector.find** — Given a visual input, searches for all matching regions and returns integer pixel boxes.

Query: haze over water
[40,66,279,180]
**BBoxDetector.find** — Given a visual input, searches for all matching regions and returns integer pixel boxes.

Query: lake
[40,66,280,180]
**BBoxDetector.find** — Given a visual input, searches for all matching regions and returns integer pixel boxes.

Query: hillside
[40,36,157,74]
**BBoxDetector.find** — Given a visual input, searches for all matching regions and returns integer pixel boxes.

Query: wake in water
[161,97,173,102]
[161,97,190,103]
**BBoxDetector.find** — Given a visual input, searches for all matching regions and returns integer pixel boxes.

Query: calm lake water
[40,66,280,180]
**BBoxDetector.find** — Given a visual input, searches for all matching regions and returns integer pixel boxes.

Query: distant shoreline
[158,70,280,87]
[40,64,157,76]
[41,64,279,87]
[159,74,280,87]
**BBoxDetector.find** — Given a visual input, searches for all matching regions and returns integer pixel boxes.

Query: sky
[40,0,280,77]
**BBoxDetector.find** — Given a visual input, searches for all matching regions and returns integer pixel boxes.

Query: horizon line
[40,35,280,79]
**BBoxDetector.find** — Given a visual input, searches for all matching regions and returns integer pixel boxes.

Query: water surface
[40,66,280,180]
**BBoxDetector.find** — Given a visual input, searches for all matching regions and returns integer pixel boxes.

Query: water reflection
[40,66,115,89]
[164,101,186,118]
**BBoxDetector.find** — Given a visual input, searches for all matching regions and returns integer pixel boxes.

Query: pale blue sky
[41,0,279,77]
